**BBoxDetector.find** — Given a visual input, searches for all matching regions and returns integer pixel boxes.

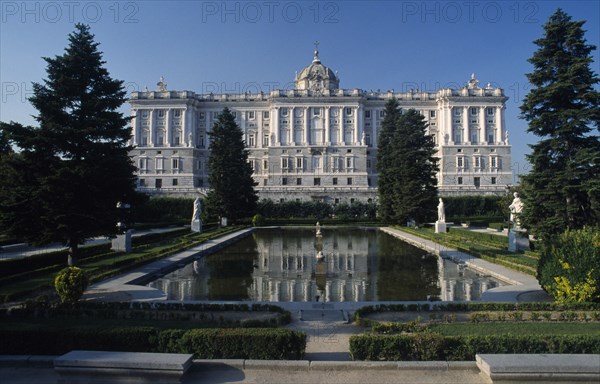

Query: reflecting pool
[148,227,506,302]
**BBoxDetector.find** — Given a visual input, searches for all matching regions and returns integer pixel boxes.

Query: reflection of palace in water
[249,229,378,302]
[149,229,505,302]
[437,258,503,301]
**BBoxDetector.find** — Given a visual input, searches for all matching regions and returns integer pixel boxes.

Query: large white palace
[129,48,512,203]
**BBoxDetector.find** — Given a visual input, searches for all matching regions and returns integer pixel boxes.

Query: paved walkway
[0,358,491,384]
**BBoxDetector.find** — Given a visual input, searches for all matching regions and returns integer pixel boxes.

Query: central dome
[295,48,339,92]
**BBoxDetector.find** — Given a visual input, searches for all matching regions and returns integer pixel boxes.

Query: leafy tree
[520,9,600,239]
[377,98,439,224]
[207,107,258,223]
[0,24,136,266]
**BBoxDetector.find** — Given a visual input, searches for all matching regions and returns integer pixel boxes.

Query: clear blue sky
[1,1,599,181]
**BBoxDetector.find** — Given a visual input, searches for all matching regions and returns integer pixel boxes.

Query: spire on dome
[313,40,320,63]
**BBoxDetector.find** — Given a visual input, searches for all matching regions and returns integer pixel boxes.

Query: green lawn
[430,322,600,336]
[397,226,539,275]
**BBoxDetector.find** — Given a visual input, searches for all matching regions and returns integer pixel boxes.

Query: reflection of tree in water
[375,231,439,301]
[204,235,258,300]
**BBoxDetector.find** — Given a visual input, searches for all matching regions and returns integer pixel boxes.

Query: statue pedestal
[435,221,447,234]
[111,230,132,253]
[508,228,530,252]
[191,219,202,233]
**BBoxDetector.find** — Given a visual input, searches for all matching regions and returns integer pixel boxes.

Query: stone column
[355,106,361,145]
[324,107,330,145]
[496,106,503,144]
[372,109,377,146]
[340,107,346,145]
[446,105,454,145]
[463,106,470,144]
[165,109,171,146]
[286,107,293,146]
[273,107,280,145]
[131,110,138,145]
[304,107,309,145]
[149,109,155,146]
[479,106,486,144]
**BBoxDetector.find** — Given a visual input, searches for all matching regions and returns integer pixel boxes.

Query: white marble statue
[192,197,202,221]
[316,222,322,236]
[437,198,445,222]
[509,192,523,228]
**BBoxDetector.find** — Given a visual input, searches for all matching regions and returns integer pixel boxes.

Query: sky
[1,0,599,182]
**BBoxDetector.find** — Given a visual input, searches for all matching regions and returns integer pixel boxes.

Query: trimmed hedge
[166,328,306,359]
[1,302,292,327]
[0,327,306,359]
[350,333,600,361]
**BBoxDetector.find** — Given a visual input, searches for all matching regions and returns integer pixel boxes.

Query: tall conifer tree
[0,24,136,265]
[207,107,258,223]
[377,98,403,222]
[520,9,600,238]
[377,98,439,224]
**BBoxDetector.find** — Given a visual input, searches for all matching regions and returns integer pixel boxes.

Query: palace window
[282,178,288,186]
[248,134,256,147]
[157,110,165,118]
[198,112,205,120]
[281,108,288,117]
[491,177,497,185]
[365,110,371,118]
[487,107,495,115]
[345,107,353,116]
[296,178,302,185]
[333,177,338,185]
[314,178,321,186]
[430,110,436,118]
[470,107,478,115]
[347,177,353,185]
[155,157,164,171]
[457,177,463,185]
[171,158,180,172]
[263,111,270,119]
[248,111,255,119]
[174,109,181,117]
[474,177,481,188]
[313,108,321,116]
[172,178,178,186]
[263,134,270,146]
[141,110,149,118]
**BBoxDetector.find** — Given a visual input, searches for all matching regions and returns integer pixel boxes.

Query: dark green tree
[377,98,439,224]
[0,24,136,266]
[391,109,439,224]
[207,107,258,223]
[520,9,600,239]
[376,98,403,222]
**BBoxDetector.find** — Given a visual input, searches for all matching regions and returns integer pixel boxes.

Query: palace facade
[128,49,512,203]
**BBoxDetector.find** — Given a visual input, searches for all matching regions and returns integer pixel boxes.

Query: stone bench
[476,354,600,383]
[54,350,193,384]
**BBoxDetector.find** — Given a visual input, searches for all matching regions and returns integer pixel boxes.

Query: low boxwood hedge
[0,327,306,359]
[350,333,600,361]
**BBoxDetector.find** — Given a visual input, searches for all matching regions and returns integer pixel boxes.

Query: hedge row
[354,302,600,318]
[257,200,377,220]
[350,333,600,361]
[2,302,291,327]
[0,327,306,359]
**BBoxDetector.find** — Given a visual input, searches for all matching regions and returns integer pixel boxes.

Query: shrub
[54,267,89,303]
[538,227,600,303]
[252,214,265,227]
